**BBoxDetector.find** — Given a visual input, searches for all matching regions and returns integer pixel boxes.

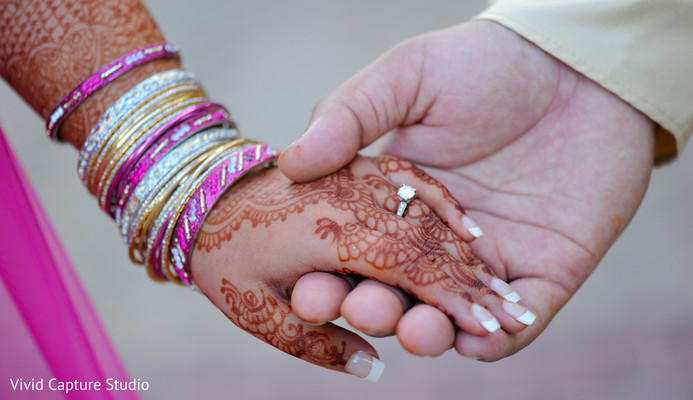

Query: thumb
[218,278,385,382]
[279,37,428,182]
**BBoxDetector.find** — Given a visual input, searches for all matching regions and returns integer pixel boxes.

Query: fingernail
[503,300,537,326]
[345,351,385,383]
[462,215,483,238]
[490,278,521,303]
[471,304,500,333]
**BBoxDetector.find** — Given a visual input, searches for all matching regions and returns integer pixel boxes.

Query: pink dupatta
[0,126,138,400]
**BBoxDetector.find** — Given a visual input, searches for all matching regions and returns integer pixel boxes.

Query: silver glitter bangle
[77,69,197,187]
[120,128,238,247]
[95,96,207,213]
[87,84,204,193]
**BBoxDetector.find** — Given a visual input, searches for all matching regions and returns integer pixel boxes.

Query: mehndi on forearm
[0,0,179,147]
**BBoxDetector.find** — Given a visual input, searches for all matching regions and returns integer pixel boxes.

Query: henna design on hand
[220,278,348,367]
[314,217,454,287]
[197,166,374,253]
[204,156,495,314]
[313,216,481,304]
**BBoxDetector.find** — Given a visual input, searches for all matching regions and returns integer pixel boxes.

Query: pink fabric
[0,126,139,400]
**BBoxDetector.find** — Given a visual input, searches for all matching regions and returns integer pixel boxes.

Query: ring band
[396,184,416,217]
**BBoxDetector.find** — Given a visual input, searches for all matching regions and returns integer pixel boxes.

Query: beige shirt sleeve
[476,0,693,162]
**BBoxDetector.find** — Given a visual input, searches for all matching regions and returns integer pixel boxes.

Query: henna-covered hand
[191,156,531,380]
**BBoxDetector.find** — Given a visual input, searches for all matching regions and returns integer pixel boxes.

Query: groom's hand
[281,20,655,360]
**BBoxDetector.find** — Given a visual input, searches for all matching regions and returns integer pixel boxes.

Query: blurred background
[1,1,692,399]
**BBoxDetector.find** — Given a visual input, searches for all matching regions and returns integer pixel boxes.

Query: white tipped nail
[365,357,385,382]
[346,351,385,383]
[516,311,537,326]
[480,318,500,333]
[503,291,521,303]
[471,304,500,333]
[503,300,537,326]
[462,215,484,238]
[490,278,521,303]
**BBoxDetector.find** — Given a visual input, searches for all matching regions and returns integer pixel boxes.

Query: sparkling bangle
[118,127,238,246]
[169,143,279,285]
[47,43,180,141]
[95,94,208,214]
[124,135,245,264]
[78,69,197,187]
[111,103,234,220]
[89,86,205,195]
[148,139,255,282]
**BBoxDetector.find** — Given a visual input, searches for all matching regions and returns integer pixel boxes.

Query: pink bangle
[112,104,234,219]
[105,102,233,217]
[46,43,180,141]
[170,144,279,284]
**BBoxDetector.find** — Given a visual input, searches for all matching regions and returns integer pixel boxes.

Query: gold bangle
[158,138,254,283]
[86,83,203,192]
[91,88,205,196]
[124,129,231,261]
[95,92,207,206]
[128,147,211,264]
[128,138,245,265]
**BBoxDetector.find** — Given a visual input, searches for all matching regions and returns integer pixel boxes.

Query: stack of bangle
[51,44,279,287]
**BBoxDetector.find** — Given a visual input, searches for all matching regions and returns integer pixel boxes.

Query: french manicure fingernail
[503,300,537,326]
[471,303,500,333]
[490,278,521,303]
[345,351,385,383]
[462,215,484,238]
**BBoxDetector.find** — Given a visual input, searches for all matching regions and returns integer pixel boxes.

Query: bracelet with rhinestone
[112,103,235,221]
[156,139,260,283]
[130,138,247,269]
[169,143,279,285]
[89,87,205,197]
[124,134,242,262]
[77,69,197,187]
[95,95,208,215]
[117,127,228,243]
[147,139,256,282]
[145,140,261,282]
[47,43,180,141]
[118,126,238,247]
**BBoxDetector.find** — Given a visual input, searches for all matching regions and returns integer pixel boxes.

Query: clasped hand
[193,19,655,379]
[191,155,531,379]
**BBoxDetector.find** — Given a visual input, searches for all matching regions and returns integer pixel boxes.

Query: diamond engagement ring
[396,184,416,217]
